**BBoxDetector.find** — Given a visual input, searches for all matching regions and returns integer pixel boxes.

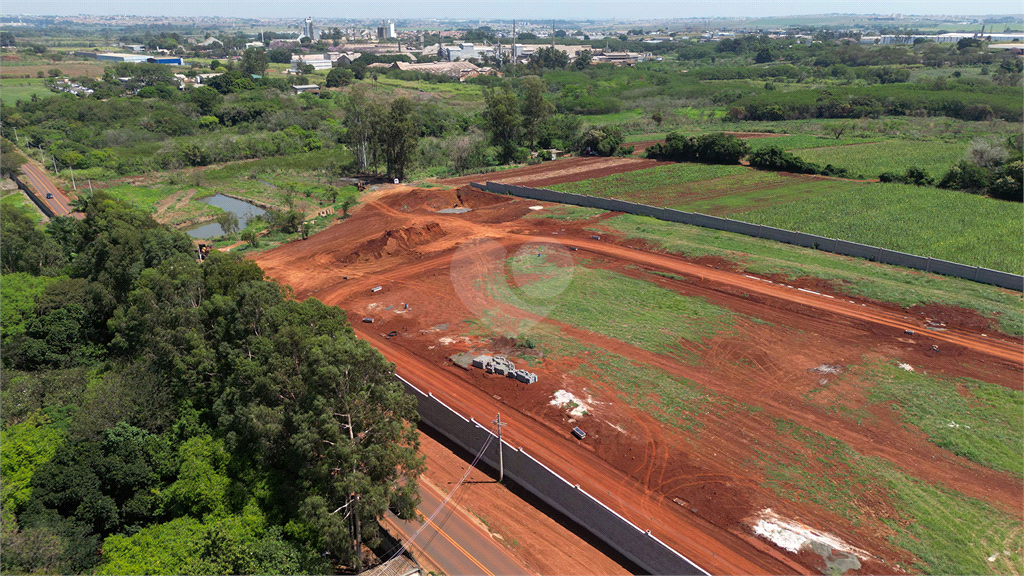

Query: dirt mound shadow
[337,222,446,263]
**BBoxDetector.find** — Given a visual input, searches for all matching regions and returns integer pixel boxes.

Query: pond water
[184,194,266,239]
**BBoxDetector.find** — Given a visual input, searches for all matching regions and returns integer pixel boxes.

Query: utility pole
[51,154,58,174]
[492,413,506,482]
[69,165,76,191]
[346,413,362,573]
[13,127,18,145]
[89,179,94,193]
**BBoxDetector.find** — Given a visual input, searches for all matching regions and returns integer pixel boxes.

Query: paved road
[383,479,529,576]
[19,162,82,219]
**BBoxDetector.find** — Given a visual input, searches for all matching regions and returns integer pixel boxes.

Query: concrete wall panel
[759,225,796,244]
[398,376,706,575]
[976,268,1024,291]
[482,183,1022,292]
[835,240,882,261]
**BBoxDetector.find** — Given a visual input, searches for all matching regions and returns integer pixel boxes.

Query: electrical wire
[378,427,497,573]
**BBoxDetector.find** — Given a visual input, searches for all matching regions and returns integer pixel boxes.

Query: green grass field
[550,162,866,215]
[0,191,44,224]
[733,182,1022,274]
[863,361,1022,476]
[596,214,1022,336]
[794,139,969,180]
[547,161,1020,274]
[485,248,740,358]
[374,77,487,103]
[746,133,885,152]
[523,204,605,221]
[757,416,1023,575]
[551,162,747,198]
[101,184,179,212]
[580,108,645,125]
[0,78,57,106]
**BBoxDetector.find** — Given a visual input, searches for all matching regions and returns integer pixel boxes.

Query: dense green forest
[0,195,423,574]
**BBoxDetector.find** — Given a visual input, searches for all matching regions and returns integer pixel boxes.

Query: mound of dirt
[337,222,446,263]
[380,186,514,213]
[455,186,514,209]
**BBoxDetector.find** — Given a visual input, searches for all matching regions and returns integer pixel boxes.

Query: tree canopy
[0,195,423,574]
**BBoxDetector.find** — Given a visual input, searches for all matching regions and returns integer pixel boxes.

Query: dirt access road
[254,185,1022,575]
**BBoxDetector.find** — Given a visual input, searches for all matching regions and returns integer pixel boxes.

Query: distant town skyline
[1,1,1021,21]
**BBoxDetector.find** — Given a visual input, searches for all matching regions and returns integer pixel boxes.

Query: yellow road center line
[419,508,495,576]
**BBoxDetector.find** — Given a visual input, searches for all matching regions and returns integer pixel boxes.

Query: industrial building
[76,52,183,65]
[290,53,333,71]
[298,17,320,41]
[377,20,396,40]
[860,32,1024,45]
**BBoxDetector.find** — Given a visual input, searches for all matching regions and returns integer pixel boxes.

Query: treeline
[1,64,345,174]
[0,194,422,574]
[730,80,1022,122]
[687,63,912,84]
[673,34,1019,70]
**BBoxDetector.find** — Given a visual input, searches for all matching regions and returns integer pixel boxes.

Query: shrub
[880,166,934,186]
[645,132,749,165]
[749,145,852,178]
[577,126,623,157]
[988,160,1023,202]
[938,161,990,193]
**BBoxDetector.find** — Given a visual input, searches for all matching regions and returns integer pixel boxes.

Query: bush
[879,166,934,186]
[749,145,852,178]
[644,132,749,165]
[989,160,1023,202]
[577,126,623,157]
[938,161,990,193]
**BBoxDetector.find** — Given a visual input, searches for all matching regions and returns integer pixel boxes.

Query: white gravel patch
[751,509,873,560]
[550,390,589,417]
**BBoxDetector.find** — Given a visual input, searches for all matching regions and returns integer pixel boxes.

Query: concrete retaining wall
[476,181,1023,291]
[398,375,707,575]
[13,175,55,218]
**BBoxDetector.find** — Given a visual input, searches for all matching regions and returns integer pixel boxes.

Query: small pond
[184,194,266,239]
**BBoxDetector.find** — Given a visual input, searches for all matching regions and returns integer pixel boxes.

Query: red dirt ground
[253,185,1023,575]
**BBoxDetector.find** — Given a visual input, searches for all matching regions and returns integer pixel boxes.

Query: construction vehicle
[356,180,368,192]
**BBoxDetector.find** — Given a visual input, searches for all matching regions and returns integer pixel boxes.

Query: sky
[1,0,1021,21]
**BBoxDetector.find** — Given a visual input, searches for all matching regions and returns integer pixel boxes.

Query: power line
[380,423,498,574]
